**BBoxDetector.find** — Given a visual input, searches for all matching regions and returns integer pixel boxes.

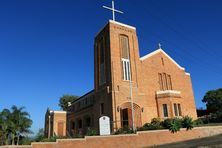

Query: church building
[44,19,197,137]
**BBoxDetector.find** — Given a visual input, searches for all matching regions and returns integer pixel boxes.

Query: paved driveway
[152,134,222,148]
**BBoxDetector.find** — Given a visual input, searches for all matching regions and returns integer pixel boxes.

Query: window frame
[122,58,131,81]
[174,103,179,116]
[178,104,182,116]
[120,35,131,81]
[162,104,168,118]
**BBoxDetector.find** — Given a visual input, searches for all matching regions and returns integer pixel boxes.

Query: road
[152,134,222,148]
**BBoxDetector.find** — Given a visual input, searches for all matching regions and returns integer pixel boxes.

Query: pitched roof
[140,49,190,76]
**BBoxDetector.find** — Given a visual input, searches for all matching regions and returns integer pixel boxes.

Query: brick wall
[31,126,222,148]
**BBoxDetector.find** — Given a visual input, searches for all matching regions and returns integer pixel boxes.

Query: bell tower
[94,20,141,91]
[94,20,142,130]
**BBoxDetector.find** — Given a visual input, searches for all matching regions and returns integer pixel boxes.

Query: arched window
[120,35,131,81]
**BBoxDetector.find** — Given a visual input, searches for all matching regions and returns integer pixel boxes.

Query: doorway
[121,108,132,128]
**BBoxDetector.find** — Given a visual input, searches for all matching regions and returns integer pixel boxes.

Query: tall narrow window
[100,103,104,115]
[120,35,131,81]
[174,103,178,116]
[158,73,173,90]
[99,38,106,85]
[178,104,182,116]
[161,57,164,66]
[163,104,168,117]
[163,73,168,90]
[167,75,172,90]
[158,73,163,90]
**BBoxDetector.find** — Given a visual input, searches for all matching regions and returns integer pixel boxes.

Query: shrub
[86,128,97,136]
[199,113,222,124]
[39,136,69,142]
[194,118,204,126]
[151,118,162,125]
[162,118,173,129]
[215,112,222,122]
[142,118,164,130]
[72,133,84,138]
[114,126,134,135]
[136,126,144,131]
[168,118,182,133]
[20,137,32,145]
[143,123,160,130]
[41,136,58,142]
[200,116,210,124]
[182,116,194,130]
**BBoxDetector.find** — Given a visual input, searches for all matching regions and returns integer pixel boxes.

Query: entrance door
[122,109,129,127]
[57,122,64,136]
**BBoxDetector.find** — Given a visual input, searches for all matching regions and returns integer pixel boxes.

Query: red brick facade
[45,20,197,136]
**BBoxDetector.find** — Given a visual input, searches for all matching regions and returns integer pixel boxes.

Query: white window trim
[122,58,131,81]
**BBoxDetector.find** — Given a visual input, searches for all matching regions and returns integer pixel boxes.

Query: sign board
[99,116,111,136]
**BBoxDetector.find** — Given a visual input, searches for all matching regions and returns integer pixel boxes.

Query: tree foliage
[35,128,45,142]
[202,88,222,113]
[58,95,79,111]
[0,105,32,146]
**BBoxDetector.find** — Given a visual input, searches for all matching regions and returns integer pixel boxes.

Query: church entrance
[121,108,132,127]
[120,102,142,128]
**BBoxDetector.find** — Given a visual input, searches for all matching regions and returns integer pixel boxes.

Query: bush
[214,112,222,122]
[39,136,69,142]
[162,118,173,129]
[198,113,222,124]
[142,118,164,130]
[86,128,97,136]
[72,133,84,138]
[136,126,144,131]
[182,116,194,130]
[20,137,32,145]
[143,123,163,130]
[168,118,182,133]
[194,118,204,126]
[151,118,161,124]
[41,136,58,142]
[114,126,134,135]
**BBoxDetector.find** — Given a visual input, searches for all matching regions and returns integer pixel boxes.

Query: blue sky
[0,0,222,134]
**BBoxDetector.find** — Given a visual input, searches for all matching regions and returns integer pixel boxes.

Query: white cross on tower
[103,0,123,21]
[158,43,162,49]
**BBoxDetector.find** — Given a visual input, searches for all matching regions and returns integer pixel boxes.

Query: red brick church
[44,19,197,137]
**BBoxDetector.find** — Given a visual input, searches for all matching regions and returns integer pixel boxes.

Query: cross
[158,43,162,49]
[103,0,123,21]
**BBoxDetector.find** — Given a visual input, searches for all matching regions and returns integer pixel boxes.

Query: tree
[10,105,33,145]
[58,95,79,111]
[0,106,32,146]
[202,88,222,113]
[35,128,45,142]
[0,109,11,145]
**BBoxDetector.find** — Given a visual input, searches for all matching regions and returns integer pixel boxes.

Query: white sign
[99,116,111,136]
